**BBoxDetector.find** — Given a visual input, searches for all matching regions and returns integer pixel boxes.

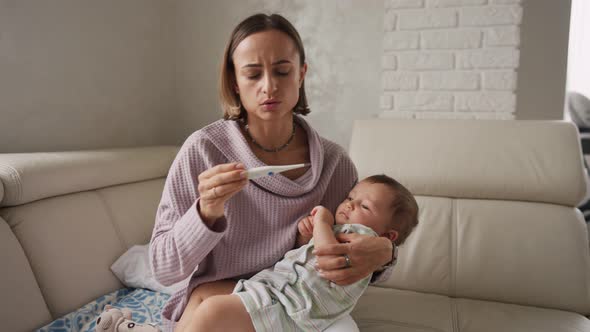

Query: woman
[150,13,395,331]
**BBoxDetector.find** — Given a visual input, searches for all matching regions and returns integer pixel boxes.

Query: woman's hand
[314,233,393,285]
[197,162,248,226]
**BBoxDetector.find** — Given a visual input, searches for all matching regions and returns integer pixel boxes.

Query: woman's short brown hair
[219,13,310,120]
[363,174,419,246]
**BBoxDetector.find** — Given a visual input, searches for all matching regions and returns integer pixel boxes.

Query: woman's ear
[299,63,308,87]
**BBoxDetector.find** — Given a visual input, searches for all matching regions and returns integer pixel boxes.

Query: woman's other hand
[198,162,248,226]
[314,233,392,285]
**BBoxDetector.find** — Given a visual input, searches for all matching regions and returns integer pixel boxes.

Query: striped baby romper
[233,223,378,332]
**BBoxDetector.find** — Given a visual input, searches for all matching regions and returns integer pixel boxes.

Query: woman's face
[232,29,307,123]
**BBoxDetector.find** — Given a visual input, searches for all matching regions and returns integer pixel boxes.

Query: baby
[179,174,419,332]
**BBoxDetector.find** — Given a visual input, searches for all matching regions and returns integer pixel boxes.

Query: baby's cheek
[334,212,344,225]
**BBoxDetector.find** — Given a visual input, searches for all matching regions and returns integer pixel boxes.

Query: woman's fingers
[202,178,248,200]
[313,243,352,256]
[318,268,363,286]
[315,255,348,271]
[197,162,248,202]
[335,233,360,243]
[213,169,248,187]
[198,162,245,181]
[196,163,247,223]
[315,253,371,286]
[315,234,393,286]
[200,169,247,192]
[217,179,249,197]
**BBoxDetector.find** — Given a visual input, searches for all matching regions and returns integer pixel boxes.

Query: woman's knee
[196,296,227,321]
[184,296,230,331]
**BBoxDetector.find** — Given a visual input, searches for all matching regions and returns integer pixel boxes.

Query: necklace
[244,121,296,153]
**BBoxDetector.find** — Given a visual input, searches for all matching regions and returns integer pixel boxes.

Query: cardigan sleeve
[149,134,228,286]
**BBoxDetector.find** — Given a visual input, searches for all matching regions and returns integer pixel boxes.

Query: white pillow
[110,244,184,295]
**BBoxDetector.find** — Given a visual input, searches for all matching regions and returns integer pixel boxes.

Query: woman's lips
[261,101,281,111]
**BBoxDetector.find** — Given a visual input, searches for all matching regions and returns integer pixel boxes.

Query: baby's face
[335,181,395,236]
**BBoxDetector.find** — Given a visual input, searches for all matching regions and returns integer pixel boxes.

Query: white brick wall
[381,0,522,119]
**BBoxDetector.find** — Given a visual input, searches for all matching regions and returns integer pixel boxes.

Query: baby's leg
[324,315,360,332]
[185,294,254,332]
[175,280,237,332]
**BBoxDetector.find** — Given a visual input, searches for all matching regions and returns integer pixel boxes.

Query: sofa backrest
[0,146,178,332]
[349,119,590,315]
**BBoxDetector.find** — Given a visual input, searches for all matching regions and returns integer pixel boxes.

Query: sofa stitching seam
[451,198,457,297]
[451,297,459,332]
[94,190,128,249]
[358,319,447,332]
[0,216,54,318]
[450,198,459,332]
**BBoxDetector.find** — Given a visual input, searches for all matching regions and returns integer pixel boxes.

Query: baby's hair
[362,174,419,246]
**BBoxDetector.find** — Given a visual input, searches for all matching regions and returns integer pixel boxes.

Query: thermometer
[247,163,311,179]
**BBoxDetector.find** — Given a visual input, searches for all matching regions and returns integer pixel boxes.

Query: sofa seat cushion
[456,298,590,332]
[352,286,590,332]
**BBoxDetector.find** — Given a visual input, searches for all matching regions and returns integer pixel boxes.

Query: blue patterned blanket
[37,288,170,332]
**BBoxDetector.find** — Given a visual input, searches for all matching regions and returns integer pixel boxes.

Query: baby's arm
[310,206,339,247]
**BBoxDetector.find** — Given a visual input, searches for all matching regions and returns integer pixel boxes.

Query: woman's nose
[262,73,278,96]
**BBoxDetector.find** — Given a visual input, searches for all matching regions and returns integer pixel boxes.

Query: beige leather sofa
[1,119,589,332]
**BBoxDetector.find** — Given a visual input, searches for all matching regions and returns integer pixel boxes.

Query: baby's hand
[311,206,335,226]
[296,215,314,246]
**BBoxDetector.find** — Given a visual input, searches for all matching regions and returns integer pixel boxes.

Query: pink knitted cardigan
[150,116,359,326]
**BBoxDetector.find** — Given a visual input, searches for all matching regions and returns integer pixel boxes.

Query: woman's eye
[247,74,260,80]
[276,71,289,76]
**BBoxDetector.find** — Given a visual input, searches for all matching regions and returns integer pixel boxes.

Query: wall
[175,0,384,149]
[0,0,177,152]
[567,0,590,99]
[517,0,571,120]
[0,0,572,152]
[174,0,244,141]
[177,0,571,147]
[379,0,522,120]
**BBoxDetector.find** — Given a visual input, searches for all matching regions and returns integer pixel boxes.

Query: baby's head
[335,174,419,246]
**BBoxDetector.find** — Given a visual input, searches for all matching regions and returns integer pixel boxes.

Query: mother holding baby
[150,13,395,331]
